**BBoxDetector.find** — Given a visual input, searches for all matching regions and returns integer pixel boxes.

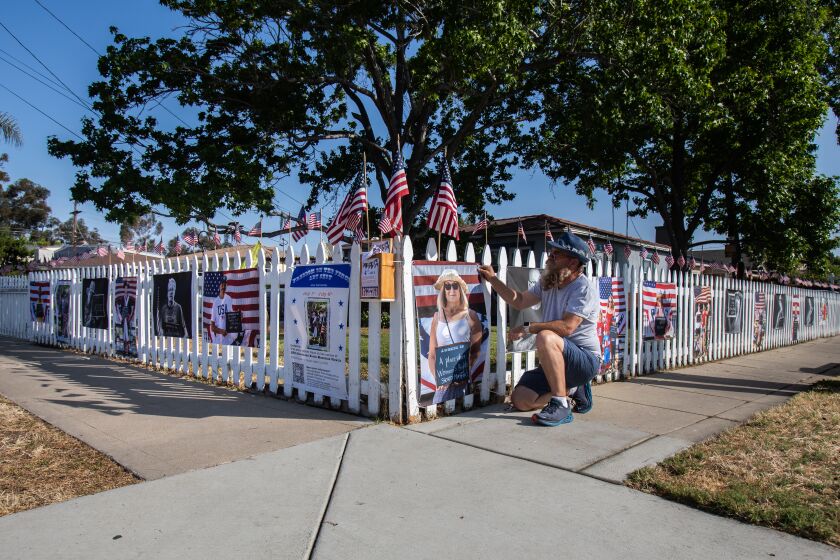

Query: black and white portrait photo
[772,293,787,330]
[804,296,815,327]
[82,278,109,330]
[153,271,192,338]
[724,289,743,334]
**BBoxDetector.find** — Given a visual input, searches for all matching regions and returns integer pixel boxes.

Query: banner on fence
[153,272,192,338]
[82,278,109,330]
[598,276,626,375]
[820,298,828,324]
[725,289,744,334]
[792,294,800,342]
[693,286,712,359]
[55,280,71,343]
[412,262,488,407]
[642,281,677,340]
[285,264,351,400]
[772,293,787,330]
[803,296,815,327]
[114,277,137,357]
[29,279,50,323]
[202,268,260,347]
[753,293,767,350]
[506,266,542,352]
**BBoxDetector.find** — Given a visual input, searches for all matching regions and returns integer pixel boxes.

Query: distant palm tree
[0,112,22,146]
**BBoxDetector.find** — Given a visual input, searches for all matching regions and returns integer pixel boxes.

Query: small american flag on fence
[426,158,460,240]
[293,207,308,242]
[604,241,613,255]
[247,220,262,236]
[174,238,182,255]
[183,231,198,246]
[233,225,242,244]
[624,245,632,259]
[202,268,261,347]
[473,215,488,234]
[586,237,596,254]
[307,213,322,230]
[380,148,409,235]
[665,254,674,267]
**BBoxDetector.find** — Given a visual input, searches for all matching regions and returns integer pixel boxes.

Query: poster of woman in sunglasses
[412,263,489,407]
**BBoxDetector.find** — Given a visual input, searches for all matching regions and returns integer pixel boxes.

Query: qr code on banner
[292,362,305,384]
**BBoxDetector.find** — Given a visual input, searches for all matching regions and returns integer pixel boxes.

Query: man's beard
[540,259,575,289]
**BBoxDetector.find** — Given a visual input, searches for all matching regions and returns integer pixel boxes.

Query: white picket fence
[2,237,839,423]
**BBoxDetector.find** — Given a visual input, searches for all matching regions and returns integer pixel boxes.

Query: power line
[32,0,102,57]
[0,18,95,114]
[0,47,65,90]
[0,81,84,140]
[0,54,92,112]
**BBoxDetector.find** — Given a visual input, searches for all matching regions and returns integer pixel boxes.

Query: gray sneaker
[531,397,573,426]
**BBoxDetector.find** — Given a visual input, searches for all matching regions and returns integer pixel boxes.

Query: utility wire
[0,54,92,111]
[0,18,95,114]
[30,0,193,129]
[0,82,84,140]
[32,0,101,57]
[0,46,65,90]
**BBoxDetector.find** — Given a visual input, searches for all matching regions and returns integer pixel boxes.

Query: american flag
[307,212,322,230]
[137,242,147,252]
[293,206,308,242]
[545,225,554,242]
[174,238,182,255]
[677,255,686,268]
[472,215,488,234]
[426,158,460,239]
[202,268,261,347]
[156,238,166,255]
[604,241,613,255]
[115,277,137,322]
[651,252,660,265]
[353,220,366,241]
[624,245,632,259]
[380,148,409,235]
[97,246,109,257]
[183,231,198,246]
[233,224,242,244]
[116,248,125,260]
[689,257,697,269]
[212,228,221,247]
[665,254,674,267]
[247,220,262,236]
[640,247,649,260]
[29,280,50,321]
[586,237,596,254]
[694,285,712,304]
[125,242,135,251]
[599,277,627,335]
[326,169,366,244]
[517,221,527,243]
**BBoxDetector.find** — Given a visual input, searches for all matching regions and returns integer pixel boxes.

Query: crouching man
[477,231,601,426]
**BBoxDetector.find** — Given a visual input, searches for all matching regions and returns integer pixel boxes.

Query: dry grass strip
[627,380,840,547]
[0,393,139,517]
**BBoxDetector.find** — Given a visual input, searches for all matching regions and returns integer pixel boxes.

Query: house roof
[461,214,671,250]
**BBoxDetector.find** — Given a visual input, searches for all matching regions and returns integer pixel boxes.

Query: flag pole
[363,152,370,250]
[484,211,488,250]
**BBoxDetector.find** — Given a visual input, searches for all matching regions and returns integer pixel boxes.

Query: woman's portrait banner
[412,262,489,407]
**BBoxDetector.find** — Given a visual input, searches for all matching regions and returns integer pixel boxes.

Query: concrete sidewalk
[0,337,368,479]
[0,337,838,558]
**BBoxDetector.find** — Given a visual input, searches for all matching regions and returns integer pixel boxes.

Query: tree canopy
[529,0,839,272]
[47,0,601,232]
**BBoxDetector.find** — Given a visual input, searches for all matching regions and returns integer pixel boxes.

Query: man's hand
[509,325,528,340]
[476,264,496,282]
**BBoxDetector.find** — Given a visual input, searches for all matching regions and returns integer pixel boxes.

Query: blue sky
[1,0,838,251]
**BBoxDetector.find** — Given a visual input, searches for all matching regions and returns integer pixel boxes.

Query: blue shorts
[516,338,600,395]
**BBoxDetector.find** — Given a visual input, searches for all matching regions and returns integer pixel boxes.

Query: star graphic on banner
[293,319,298,325]
[295,338,300,345]
[292,298,296,304]
[338,345,343,352]
[338,300,344,307]
[339,323,344,330]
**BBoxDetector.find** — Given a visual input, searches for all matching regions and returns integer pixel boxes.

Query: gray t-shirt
[528,275,601,358]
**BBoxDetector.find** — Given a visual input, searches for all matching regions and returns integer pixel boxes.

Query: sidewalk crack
[305,431,350,560]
